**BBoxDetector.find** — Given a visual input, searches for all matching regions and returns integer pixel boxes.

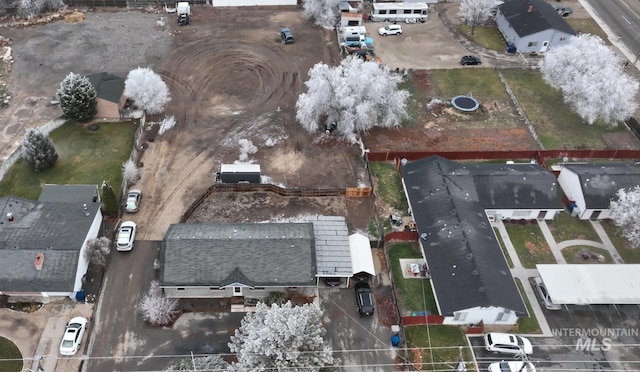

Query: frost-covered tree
[124,67,171,114]
[296,57,409,142]
[238,139,257,162]
[17,0,64,20]
[56,72,97,121]
[609,185,640,248]
[459,0,495,36]
[84,237,111,266]
[138,280,180,327]
[122,159,140,187]
[157,115,176,136]
[228,301,337,371]
[100,181,118,217]
[303,0,341,29]
[540,34,639,125]
[165,355,228,371]
[21,128,58,172]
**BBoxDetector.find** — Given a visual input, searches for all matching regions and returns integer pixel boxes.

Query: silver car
[532,277,561,310]
[124,189,141,213]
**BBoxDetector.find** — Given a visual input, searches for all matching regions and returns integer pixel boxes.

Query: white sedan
[116,221,137,251]
[59,317,88,356]
[488,361,536,372]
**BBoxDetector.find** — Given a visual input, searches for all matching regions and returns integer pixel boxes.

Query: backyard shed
[219,163,261,184]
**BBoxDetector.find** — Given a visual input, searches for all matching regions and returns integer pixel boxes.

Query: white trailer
[369,2,428,22]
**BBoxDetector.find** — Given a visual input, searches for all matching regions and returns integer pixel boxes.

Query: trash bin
[391,334,401,347]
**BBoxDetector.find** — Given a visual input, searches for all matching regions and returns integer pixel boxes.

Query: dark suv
[280,27,294,44]
[355,282,374,316]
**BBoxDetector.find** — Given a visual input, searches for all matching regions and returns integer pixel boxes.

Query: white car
[59,317,88,356]
[484,332,533,356]
[532,276,561,310]
[488,361,536,372]
[378,24,403,36]
[116,221,137,251]
[124,189,141,213]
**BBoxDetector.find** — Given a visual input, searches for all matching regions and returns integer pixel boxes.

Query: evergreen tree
[100,181,119,217]
[56,72,97,121]
[21,128,58,172]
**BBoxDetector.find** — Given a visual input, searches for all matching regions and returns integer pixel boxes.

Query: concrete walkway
[493,216,626,337]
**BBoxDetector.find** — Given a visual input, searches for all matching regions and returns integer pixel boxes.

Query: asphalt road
[584,0,640,60]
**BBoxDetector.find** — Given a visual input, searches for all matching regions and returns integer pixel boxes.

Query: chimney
[35,253,45,271]
[7,212,13,222]
[527,5,533,13]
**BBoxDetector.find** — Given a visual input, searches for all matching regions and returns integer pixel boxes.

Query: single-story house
[401,156,564,325]
[557,162,640,220]
[160,222,318,299]
[538,264,640,305]
[0,186,102,303]
[87,72,127,119]
[495,0,575,53]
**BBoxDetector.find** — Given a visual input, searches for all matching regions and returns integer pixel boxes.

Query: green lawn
[562,246,613,264]
[504,222,556,268]
[368,162,409,213]
[547,212,601,243]
[515,278,541,334]
[399,74,426,127]
[0,336,22,372]
[0,121,137,200]
[601,221,640,263]
[494,227,514,268]
[429,69,510,102]
[405,326,473,371]
[388,243,438,314]
[565,18,610,42]
[501,70,627,149]
[456,24,507,51]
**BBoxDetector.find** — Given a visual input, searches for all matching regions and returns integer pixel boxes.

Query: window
[177,288,185,291]
[403,9,411,14]
[453,312,467,321]
[389,10,397,14]
[560,37,566,41]
[233,287,242,294]
[379,10,387,15]
[413,9,422,14]
[495,312,509,321]
[512,210,530,217]
[527,41,538,48]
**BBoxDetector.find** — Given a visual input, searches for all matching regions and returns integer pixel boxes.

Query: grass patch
[405,325,473,371]
[456,24,507,51]
[515,278,541,334]
[0,336,22,372]
[429,69,509,101]
[501,70,626,149]
[565,18,610,43]
[562,246,613,264]
[494,228,514,268]
[388,242,437,314]
[0,121,137,200]
[399,74,425,127]
[601,221,640,263]
[368,162,408,213]
[504,221,556,268]
[547,212,601,243]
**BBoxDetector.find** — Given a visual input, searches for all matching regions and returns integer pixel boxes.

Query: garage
[537,264,640,305]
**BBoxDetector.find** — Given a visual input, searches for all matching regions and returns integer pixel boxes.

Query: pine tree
[21,128,58,172]
[56,72,98,121]
[100,181,119,217]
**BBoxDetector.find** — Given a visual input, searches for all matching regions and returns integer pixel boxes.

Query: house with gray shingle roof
[557,162,640,220]
[87,72,126,119]
[401,156,563,325]
[496,0,575,53]
[0,191,102,303]
[160,222,318,299]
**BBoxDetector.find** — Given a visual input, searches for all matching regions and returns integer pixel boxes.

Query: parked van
[340,26,367,36]
[369,2,428,22]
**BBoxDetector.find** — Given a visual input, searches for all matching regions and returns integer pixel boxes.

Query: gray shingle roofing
[0,196,101,292]
[38,184,99,204]
[402,156,541,315]
[160,223,317,287]
[499,0,575,37]
[87,72,125,103]
[563,163,640,208]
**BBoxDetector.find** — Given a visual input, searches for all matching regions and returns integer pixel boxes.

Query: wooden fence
[402,314,445,325]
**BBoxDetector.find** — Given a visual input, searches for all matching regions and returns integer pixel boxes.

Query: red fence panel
[402,315,445,325]
[385,231,419,242]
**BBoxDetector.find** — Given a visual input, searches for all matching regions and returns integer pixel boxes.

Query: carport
[349,233,376,282]
[537,264,640,305]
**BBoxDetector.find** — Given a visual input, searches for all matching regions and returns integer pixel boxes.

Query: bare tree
[83,237,111,266]
[238,139,257,162]
[459,0,495,36]
[165,355,229,371]
[157,115,176,136]
[122,159,140,187]
[138,280,180,327]
[303,0,341,29]
[609,185,640,248]
[540,34,639,125]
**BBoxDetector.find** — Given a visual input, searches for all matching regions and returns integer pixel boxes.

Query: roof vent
[83,203,89,216]
[35,253,45,270]
[7,212,13,222]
